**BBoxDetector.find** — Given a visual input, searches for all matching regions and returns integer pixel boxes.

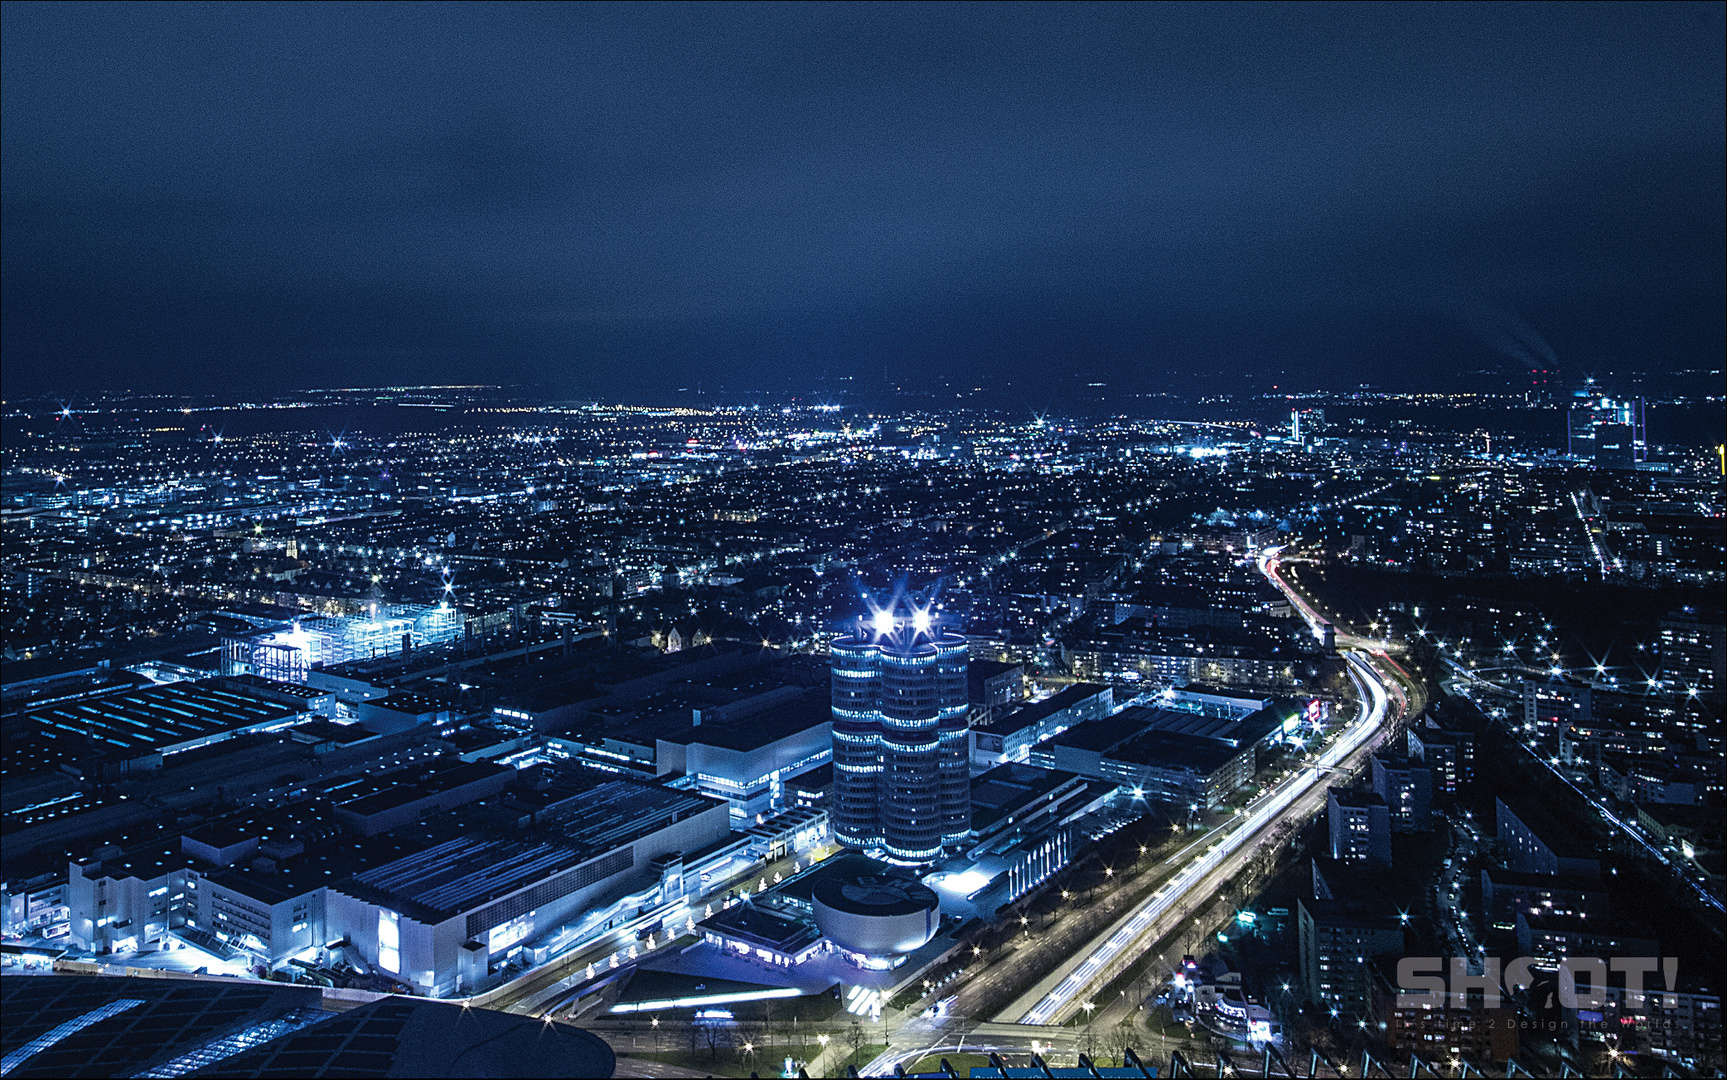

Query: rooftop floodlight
[872,609,895,638]
[911,608,933,635]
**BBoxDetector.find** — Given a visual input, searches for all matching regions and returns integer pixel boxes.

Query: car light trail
[1018,651,1390,1025]
[1018,545,1394,1026]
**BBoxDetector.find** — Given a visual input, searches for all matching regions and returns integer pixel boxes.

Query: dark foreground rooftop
[0,975,614,1078]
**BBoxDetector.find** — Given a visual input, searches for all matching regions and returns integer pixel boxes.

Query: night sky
[3,3,1722,402]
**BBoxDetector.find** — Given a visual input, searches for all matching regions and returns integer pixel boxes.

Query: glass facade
[830,609,970,863]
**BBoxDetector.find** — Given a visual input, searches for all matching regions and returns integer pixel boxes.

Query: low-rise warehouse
[14,679,305,778]
[327,780,730,996]
[1029,701,1287,809]
[969,683,1112,769]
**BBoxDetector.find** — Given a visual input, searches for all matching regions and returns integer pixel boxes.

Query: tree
[736,1026,761,1069]
[845,1019,867,1068]
[685,1019,701,1065]
[1105,1018,1137,1067]
[1127,968,1153,1014]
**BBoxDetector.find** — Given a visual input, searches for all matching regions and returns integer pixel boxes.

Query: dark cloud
[3,2,1722,399]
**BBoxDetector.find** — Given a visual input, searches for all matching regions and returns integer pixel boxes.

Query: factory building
[326,781,728,997]
[1029,701,1285,810]
[16,679,306,779]
[969,683,1112,770]
[940,763,1116,913]
[66,840,200,955]
[544,683,832,827]
[221,605,464,684]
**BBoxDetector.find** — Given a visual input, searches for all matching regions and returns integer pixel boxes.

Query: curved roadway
[1014,650,1395,1027]
[864,545,1415,1074]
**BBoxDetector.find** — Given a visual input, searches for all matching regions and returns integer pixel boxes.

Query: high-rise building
[1327,787,1391,865]
[1370,754,1433,832]
[831,635,884,850]
[1408,721,1474,793]
[1291,407,1326,442]
[1299,896,1404,1020]
[830,605,970,862]
[1657,611,1726,700]
[1521,679,1591,736]
[1566,391,1646,466]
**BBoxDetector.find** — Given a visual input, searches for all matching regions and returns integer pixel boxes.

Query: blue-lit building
[328,781,730,997]
[830,606,969,863]
[221,604,464,684]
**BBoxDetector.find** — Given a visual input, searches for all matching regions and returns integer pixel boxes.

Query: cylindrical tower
[879,641,942,862]
[830,635,883,849]
[829,605,971,863]
[932,633,972,848]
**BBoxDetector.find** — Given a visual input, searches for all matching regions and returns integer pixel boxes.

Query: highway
[862,545,1414,1074]
[1012,649,1394,1027]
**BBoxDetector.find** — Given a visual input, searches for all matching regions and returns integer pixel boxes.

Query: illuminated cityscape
[1,5,1722,1079]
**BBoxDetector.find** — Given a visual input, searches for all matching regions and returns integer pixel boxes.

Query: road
[861,545,1416,1075]
[1010,650,1396,1028]
[1435,810,1486,972]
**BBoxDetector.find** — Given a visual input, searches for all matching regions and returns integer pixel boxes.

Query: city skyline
[2,381,1722,1078]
